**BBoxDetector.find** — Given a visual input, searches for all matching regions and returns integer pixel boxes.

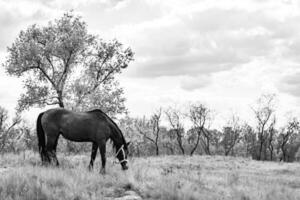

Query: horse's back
[41,108,110,142]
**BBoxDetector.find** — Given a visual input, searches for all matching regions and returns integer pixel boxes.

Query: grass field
[0,152,300,200]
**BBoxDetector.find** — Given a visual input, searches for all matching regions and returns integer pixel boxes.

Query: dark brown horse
[36,108,130,173]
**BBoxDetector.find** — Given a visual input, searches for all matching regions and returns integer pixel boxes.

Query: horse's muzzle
[122,163,129,170]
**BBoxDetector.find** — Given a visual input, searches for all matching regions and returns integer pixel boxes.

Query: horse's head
[115,142,130,170]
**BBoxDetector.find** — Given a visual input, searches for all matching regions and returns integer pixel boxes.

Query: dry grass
[1,151,300,200]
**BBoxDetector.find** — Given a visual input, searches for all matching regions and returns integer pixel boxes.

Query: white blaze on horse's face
[115,145,128,170]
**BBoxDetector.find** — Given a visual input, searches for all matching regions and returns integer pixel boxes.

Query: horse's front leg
[88,142,98,171]
[99,141,106,174]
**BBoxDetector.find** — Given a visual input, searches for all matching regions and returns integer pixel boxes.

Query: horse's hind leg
[46,133,60,166]
[88,142,98,170]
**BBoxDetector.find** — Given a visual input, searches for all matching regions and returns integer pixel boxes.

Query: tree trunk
[281,141,287,162]
[258,132,264,160]
[282,147,286,162]
[137,145,140,157]
[59,101,64,108]
[155,143,159,156]
[225,148,230,156]
[206,136,211,155]
[177,136,185,155]
[190,130,201,156]
[58,98,64,108]
[179,144,185,155]
[57,91,65,108]
[270,147,273,161]
[263,143,267,161]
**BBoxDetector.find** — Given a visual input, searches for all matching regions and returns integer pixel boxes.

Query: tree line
[1,93,300,162]
[118,94,300,162]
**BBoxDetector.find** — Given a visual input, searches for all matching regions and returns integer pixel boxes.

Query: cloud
[0,0,59,51]
[278,72,300,97]
[1,0,300,92]
[112,1,300,83]
[2,0,299,83]
[180,75,211,91]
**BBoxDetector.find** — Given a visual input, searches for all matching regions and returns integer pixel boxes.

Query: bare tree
[165,107,185,154]
[135,109,162,156]
[252,94,276,160]
[188,103,211,156]
[278,118,300,162]
[221,114,242,156]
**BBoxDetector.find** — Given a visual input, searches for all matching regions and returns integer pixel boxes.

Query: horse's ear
[126,141,131,146]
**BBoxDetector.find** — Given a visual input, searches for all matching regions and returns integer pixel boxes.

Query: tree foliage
[0,106,22,153]
[278,118,300,162]
[221,114,243,156]
[4,12,133,115]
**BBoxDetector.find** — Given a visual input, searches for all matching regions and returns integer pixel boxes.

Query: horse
[36,108,130,173]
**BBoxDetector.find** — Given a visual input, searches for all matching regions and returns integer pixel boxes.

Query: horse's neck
[107,117,124,147]
[110,133,124,147]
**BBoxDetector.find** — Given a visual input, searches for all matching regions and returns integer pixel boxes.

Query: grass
[1,151,300,200]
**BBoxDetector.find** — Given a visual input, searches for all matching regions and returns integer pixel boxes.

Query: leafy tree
[4,12,133,115]
[278,118,300,162]
[161,131,176,155]
[0,106,21,153]
[221,114,242,156]
[188,103,212,155]
[241,124,256,157]
[210,129,223,154]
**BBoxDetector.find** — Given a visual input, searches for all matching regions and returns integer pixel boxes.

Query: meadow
[0,152,300,200]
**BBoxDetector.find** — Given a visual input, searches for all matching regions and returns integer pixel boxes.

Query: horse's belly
[61,134,92,142]
[60,126,94,142]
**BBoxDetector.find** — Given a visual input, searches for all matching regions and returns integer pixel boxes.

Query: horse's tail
[36,112,49,163]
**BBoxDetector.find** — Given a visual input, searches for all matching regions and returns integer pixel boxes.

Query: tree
[221,114,242,156]
[252,94,276,160]
[188,103,211,155]
[0,106,21,153]
[165,107,186,154]
[69,81,127,116]
[210,129,223,154]
[135,109,162,156]
[266,118,276,160]
[241,124,256,157]
[278,118,300,162]
[4,12,133,114]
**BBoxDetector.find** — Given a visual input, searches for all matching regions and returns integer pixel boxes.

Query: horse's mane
[88,109,126,149]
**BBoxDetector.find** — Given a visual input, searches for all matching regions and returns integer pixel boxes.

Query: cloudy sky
[0,0,300,128]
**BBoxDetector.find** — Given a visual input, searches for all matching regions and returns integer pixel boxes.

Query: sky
[0,0,300,128]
